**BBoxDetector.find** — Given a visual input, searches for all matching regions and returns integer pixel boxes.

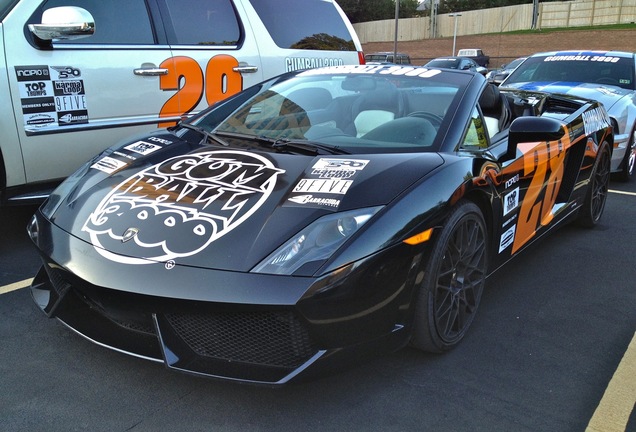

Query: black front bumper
[29,211,419,384]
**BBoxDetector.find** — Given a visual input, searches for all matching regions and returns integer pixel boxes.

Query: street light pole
[449,13,462,56]
[393,0,400,61]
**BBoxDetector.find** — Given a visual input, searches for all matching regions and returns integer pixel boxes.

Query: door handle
[233,62,258,74]
[133,66,169,76]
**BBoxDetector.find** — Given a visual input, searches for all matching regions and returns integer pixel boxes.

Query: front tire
[616,127,635,182]
[577,141,611,227]
[410,201,488,353]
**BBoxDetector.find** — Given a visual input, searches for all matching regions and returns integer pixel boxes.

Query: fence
[353,0,636,43]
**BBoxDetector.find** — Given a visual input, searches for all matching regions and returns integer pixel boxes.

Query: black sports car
[28,64,613,384]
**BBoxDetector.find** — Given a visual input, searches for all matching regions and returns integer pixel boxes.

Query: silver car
[500,50,636,181]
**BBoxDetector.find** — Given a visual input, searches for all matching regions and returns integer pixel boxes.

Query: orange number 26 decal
[158,55,243,128]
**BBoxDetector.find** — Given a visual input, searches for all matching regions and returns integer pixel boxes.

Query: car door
[4,0,178,187]
[156,0,263,127]
[462,96,570,263]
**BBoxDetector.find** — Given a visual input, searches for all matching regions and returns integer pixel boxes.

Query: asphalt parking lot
[1,180,635,432]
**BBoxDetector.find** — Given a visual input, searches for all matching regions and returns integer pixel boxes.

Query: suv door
[5,0,175,190]
[156,0,263,127]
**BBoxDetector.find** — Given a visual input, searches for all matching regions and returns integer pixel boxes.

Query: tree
[339,0,421,23]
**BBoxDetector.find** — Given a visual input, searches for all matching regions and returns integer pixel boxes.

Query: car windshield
[505,58,525,70]
[503,53,635,90]
[208,66,467,153]
[427,59,461,69]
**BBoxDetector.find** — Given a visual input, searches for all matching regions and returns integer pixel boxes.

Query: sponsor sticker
[499,224,516,253]
[503,187,519,216]
[91,157,128,174]
[16,65,89,129]
[285,158,369,210]
[124,140,163,156]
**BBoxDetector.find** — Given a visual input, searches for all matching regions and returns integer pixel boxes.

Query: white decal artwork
[83,150,284,264]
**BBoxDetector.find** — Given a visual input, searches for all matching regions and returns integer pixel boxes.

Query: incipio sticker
[285,158,369,210]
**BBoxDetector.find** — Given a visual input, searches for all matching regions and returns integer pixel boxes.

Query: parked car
[457,48,490,67]
[29,64,612,384]
[425,57,487,75]
[365,52,412,64]
[500,50,636,181]
[486,57,527,85]
[0,0,363,206]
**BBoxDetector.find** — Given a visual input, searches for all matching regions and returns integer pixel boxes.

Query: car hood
[49,133,444,272]
[501,81,630,111]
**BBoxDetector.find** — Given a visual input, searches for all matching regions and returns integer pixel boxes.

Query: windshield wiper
[213,131,349,155]
[269,137,350,155]
[177,122,229,146]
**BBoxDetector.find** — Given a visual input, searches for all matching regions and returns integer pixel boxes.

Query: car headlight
[251,206,382,276]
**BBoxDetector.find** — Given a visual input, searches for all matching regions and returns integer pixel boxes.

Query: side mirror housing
[28,7,95,41]
[503,116,566,162]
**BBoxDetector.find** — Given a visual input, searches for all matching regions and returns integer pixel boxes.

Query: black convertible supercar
[28,65,613,384]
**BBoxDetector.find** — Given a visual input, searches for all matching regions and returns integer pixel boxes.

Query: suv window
[249,0,355,50]
[162,0,241,46]
[1,0,17,18]
[39,0,155,44]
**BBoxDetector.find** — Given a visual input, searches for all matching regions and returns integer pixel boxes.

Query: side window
[249,0,355,51]
[460,107,489,149]
[162,0,241,45]
[41,0,155,44]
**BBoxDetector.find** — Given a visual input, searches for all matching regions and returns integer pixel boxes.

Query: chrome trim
[8,193,51,202]
[133,67,169,76]
[233,63,258,74]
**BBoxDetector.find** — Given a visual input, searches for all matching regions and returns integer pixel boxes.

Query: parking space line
[609,189,636,197]
[0,278,32,294]
[586,331,636,432]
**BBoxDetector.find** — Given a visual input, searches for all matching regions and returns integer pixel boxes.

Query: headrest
[479,84,500,110]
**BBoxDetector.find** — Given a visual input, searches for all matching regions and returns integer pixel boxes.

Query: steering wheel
[407,111,443,128]
[595,77,619,85]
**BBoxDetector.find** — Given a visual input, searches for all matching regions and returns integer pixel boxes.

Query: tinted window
[249,0,355,51]
[162,0,241,45]
[1,0,19,20]
[505,54,635,90]
[41,0,154,44]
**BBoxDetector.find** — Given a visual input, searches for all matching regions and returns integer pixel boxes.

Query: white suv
[0,0,363,204]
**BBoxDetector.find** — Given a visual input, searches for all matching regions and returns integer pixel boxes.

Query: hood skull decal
[83,150,284,265]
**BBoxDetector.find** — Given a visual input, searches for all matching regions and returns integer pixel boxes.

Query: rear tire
[577,141,611,228]
[410,201,488,353]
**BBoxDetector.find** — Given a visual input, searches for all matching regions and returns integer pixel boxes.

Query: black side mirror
[503,116,565,162]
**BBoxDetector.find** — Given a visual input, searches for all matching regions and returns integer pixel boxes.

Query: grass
[503,23,636,35]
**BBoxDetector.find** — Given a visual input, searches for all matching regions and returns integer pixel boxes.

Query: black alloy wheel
[410,200,488,353]
[578,141,611,227]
